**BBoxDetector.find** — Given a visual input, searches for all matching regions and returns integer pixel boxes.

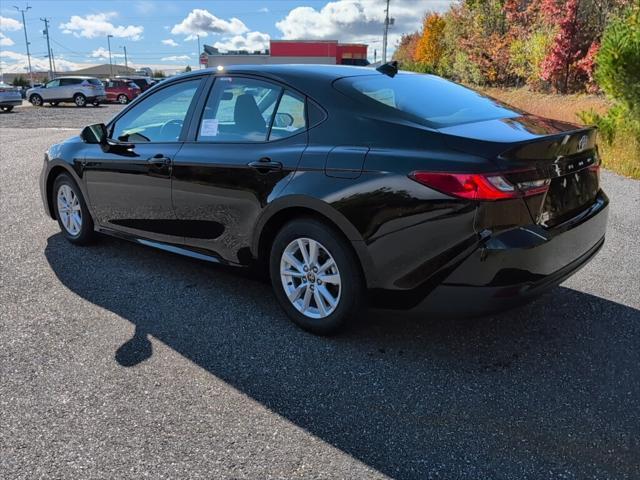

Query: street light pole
[107,34,113,77]
[13,5,34,86]
[197,34,202,69]
[122,46,128,70]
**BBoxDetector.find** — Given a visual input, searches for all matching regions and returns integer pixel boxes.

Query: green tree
[11,75,29,87]
[152,69,166,78]
[184,65,192,73]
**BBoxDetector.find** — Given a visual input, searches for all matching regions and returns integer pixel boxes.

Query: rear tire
[73,93,86,107]
[117,94,129,104]
[52,173,95,245]
[29,94,43,106]
[269,218,365,335]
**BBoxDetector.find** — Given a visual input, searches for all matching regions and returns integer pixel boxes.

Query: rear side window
[334,74,522,128]
[197,77,282,142]
[86,78,102,86]
[59,78,79,86]
[269,90,306,141]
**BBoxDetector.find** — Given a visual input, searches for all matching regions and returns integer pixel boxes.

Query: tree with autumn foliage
[414,13,447,72]
[393,32,420,68]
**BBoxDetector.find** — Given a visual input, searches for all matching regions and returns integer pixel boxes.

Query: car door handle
[147,154,171,166]
[248,157,282,172]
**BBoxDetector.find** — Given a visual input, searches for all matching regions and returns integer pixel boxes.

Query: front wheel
[117,94,129,104]
[269,218,365,335]
[52,173,95,245]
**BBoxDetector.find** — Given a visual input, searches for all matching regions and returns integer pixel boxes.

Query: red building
[203,40,369,67]
[270,40,368,65]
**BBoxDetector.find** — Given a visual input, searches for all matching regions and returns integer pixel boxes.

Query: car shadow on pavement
[44,233,640,479]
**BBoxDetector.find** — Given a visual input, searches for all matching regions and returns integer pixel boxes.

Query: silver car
[27,76,106,107]
[0,82,22,112]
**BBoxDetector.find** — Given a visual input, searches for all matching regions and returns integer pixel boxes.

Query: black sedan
[40,63,608,334]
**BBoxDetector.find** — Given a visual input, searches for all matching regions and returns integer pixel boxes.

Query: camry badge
[578,135,588,152]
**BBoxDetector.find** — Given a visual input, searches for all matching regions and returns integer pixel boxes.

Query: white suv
[27,76,106,107]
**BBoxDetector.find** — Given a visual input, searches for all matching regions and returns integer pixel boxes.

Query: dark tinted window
[86,78,102,86]
[198,77,281,142]
[269,90,306,140]
[111,79,200,143]
[334,74,521,128]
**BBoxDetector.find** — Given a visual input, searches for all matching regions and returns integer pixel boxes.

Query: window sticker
[200,118,219,137]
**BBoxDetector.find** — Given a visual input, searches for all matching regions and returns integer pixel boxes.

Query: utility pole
[51,48,57,77]
[121,46,128,70]
[382,0,391,63]
[40,17,53,80]
[107,34,113,77]
[13,5,34,86]
[197,34,202,69]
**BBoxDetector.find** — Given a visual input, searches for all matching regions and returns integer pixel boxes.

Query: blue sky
[0,0,452,73]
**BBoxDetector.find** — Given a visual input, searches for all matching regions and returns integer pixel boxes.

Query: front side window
[198,77,281,142]
[111,79,200,143]
[269,90,306,140]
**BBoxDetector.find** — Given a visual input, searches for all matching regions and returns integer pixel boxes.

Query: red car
[102,79,141,104]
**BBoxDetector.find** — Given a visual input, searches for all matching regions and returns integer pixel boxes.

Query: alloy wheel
[280,238,342,319]
[118,94,128,104]
[57,184,82,236]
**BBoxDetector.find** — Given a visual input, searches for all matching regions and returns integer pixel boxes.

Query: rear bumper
[374,191,609,316]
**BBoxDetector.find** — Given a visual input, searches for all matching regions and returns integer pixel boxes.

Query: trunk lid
[440,115,600,228]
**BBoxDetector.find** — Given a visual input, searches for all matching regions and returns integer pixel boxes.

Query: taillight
[409,171,550,201]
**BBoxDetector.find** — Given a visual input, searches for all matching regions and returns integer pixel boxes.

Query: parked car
[27,76,106,107]
[115,75,154,92]
[39,64,608,335]
[0,82,22,112]
[102,79,141,104]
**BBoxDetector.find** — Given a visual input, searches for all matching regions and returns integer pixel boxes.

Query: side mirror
[81,123,135,155]
[80,123,108,145]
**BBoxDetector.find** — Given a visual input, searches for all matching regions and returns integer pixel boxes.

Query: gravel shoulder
[1,106,639,479]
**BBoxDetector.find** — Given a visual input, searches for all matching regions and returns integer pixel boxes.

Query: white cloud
[59,13,143,40]
[162,38,179,47]
[0,32,14,46]
[0,15,22,31]
[214,31,270,53]
[171,9,248,40]
[89,47,125,60]
[161,55,191,62]
[0,49,80,72]
[276,0,452,58]
[135,1,155,15]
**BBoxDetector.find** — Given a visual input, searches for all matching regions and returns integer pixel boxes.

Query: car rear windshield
[334,73,522,128]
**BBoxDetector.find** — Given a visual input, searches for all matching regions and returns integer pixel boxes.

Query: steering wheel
[159,119,184,141]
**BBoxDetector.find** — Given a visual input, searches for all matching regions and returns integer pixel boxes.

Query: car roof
[54,76,99,80]
[174,64,380,83]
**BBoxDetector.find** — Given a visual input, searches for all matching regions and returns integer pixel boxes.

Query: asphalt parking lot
[1,102,639,479]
